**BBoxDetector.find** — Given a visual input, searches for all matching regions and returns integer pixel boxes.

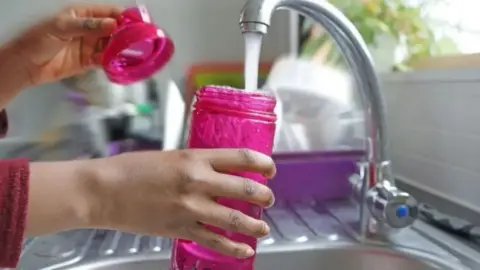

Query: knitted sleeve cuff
[0,158,29,268]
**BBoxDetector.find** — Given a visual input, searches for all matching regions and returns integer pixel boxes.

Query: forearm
[0,158,101,268]
[26,159,100,236]
[0,40,30,110]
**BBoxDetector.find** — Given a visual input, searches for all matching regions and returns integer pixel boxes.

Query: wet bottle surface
[170,85,277,270]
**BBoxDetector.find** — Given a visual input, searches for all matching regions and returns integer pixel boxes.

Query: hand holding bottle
[27,149,275,259]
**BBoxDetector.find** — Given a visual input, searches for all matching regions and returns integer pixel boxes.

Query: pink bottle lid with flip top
[102,5,174,85]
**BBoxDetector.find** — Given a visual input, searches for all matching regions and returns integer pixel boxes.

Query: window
[410,0,480,54]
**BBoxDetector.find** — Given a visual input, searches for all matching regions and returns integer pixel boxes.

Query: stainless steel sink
[256,246,464,270]
[50,243,467,270]
[18,204,478,270]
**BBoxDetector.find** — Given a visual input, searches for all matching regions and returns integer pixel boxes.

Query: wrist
[0,40,30,85]
[77,157,124,229]
[26,160,102,236]
[72,158,105,229]
[0,41,31,107]
[50,158,112,230]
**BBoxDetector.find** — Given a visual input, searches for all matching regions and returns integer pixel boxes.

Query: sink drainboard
[18,203,469,270]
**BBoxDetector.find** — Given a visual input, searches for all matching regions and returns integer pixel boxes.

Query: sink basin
[57,243,466,270]
[19,205,476,270]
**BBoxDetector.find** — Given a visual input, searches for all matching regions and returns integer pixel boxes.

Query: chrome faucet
[239,0,418,240]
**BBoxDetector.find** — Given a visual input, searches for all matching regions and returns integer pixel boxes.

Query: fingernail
[266,196,275,208]
[263,167,276,178]
[262,223,271,236]
[244,247,255,257]
[101,18,117,33]
[82,18,101,30]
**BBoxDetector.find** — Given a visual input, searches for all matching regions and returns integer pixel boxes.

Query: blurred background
[1,0,480,219]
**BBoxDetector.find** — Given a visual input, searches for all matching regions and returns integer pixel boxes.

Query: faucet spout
[239,0,418,236]
[239,0,275,34]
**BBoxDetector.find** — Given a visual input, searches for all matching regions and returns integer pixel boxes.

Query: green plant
[300,0,459,70]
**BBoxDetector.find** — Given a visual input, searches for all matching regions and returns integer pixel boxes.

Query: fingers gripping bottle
[170,85,277,270]
[102,5,174,85]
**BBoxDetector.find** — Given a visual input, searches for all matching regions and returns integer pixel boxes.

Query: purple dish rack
[270,150,364,203]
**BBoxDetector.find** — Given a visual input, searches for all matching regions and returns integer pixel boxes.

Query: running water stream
[243,32,263,91]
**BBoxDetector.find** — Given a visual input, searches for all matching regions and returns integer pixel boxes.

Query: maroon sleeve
[0,158,29,268]
[0,109,7,138]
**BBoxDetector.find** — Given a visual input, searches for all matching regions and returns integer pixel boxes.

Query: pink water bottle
[101,5,174,85]
[170,85,277,270]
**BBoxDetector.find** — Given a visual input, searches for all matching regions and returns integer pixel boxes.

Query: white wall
[381,69,480,213]
[0,0,290,139]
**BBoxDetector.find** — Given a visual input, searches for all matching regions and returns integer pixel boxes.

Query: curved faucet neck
[240,0,391,174]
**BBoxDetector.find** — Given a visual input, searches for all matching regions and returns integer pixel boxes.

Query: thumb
[52,16,117,39]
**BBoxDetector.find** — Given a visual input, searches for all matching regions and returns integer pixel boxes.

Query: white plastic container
[265,56,362,152]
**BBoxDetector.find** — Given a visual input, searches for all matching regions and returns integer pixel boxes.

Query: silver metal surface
[40,246,468,270]
[367,180,418,228]
[238,0,417,234]
[18,204,475,270]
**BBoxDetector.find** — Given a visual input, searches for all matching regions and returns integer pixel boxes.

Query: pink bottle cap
[102,6,174,85]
